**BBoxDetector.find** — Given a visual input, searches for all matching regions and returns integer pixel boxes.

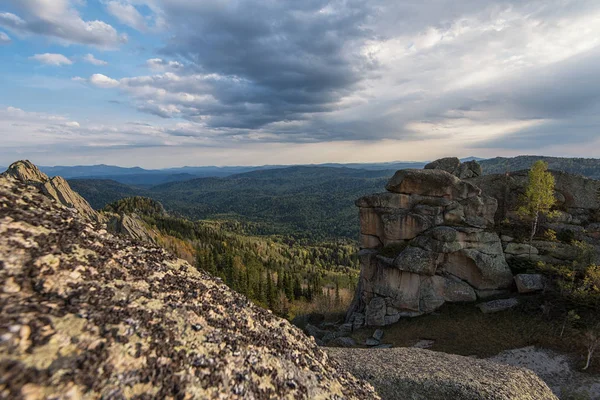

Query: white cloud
[105,1,147,31]
[89,73,120,88]
[146,58,183,71]
[0,31,10,44]
[83,53,108,66]
[0,0,126,47]
[62,121,80,128]
[30,53,73,66]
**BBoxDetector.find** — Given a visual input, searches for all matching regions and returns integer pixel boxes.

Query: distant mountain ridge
[38,155,600,186]
[479,155,600,179]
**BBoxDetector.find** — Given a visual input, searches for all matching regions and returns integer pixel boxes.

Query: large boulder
[328,348,557,400]
[424,157,461,174]
[425,157,482,179]
[0,175,378,399]
[515,274,545,293]
[386,169,481,200]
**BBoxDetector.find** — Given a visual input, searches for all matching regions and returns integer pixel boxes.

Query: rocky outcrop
[0,175,378,399]
[328,348,557,400]
[349,165,512,326]
[106,212,158,244]
[2,160,100,223]
[349,157,600,327]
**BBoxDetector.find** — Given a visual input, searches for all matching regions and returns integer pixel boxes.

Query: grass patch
[350,298,589,362]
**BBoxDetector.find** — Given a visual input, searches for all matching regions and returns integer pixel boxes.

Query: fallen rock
[328,348,557,400]
[365,338,380,346]
[0,175,377,399]
[515,274,545,293]
[478,298,519,314]
[373,329,384,341]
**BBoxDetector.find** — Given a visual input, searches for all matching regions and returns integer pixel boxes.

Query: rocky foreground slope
[0,173,378,399]
[329,348,558,400]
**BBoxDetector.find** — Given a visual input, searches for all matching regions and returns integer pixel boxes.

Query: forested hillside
[71,166,394,239]
[104,197,360,319]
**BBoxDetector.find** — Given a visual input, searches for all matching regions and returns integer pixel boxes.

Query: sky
[1,0,600,168]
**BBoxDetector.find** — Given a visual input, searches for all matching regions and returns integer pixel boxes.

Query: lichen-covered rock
[0,175,378,399]
[328,348,558,400]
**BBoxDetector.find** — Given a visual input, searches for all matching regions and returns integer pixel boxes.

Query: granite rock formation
[328,348,557,400]
[0,174,379,399]
[2,160,101,223]
[348,166,512,327]
[348,158,600,327]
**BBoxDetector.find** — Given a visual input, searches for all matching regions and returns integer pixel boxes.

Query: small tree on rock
[518,161,557,253]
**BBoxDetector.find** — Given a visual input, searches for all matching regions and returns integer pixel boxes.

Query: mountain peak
[3,160,49,183]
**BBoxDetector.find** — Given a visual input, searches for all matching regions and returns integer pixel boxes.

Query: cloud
[30,53,73,66]
[0,0,126,47]
[105,1,147,31]
[89,73,120,88]
[0,31,10,44]
[71,0,599,151]
[146,58,183,71]
[83,53,108,66]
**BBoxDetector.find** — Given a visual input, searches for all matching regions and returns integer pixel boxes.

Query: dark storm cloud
[154,0,377,128]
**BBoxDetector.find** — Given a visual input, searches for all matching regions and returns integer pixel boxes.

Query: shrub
[557,229,575,243]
